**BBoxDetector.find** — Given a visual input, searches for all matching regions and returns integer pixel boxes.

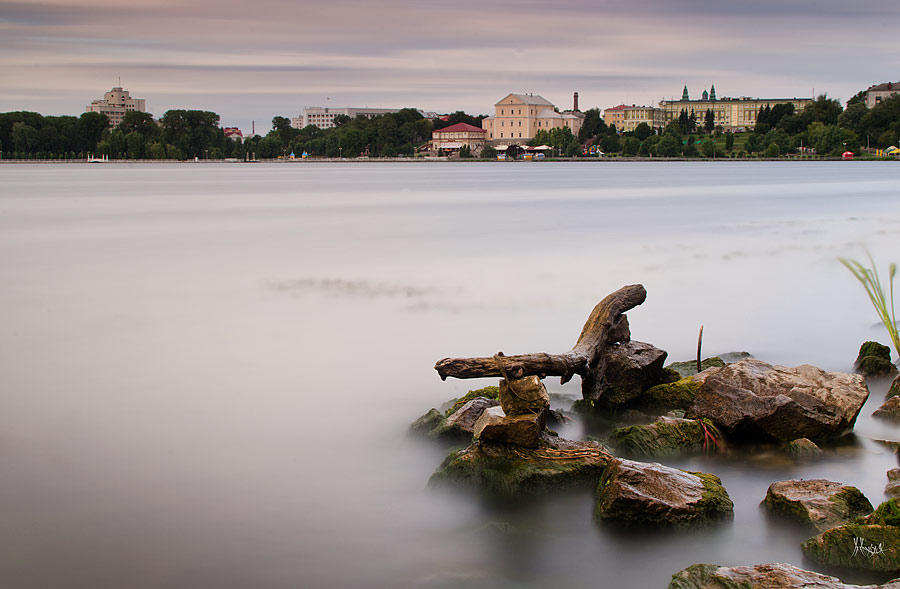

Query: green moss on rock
[856,341,896,377]
[888,375,900,399]
[409,408,446,437]
[866,498,900,527]
[667,357,726,378]
[802,523,900,572]
[608,417,712,457]
[429,436,613,498]
[639,377,702,411]
[446,386,500,417]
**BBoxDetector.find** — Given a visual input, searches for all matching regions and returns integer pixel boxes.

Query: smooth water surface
[1,161,899,588]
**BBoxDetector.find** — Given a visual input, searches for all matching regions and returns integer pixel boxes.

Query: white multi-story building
[85,87,147,127]
[865,81,900,109]
[291,106,403,129]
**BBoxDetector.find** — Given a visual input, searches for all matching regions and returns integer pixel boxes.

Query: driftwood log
[434,285,648,397]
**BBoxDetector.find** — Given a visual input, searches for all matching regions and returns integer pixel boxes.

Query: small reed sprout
[839,254,899,364]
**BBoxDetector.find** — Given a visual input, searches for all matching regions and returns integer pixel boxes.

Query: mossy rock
[667,357,726,378]
[783,438,822,457]
[802,523,900,572]
[409,408,446,437]
[429,435,613,498]
[762,480,873,532]
[446,386,500,417]
[637,377,702,412]
[608,417,717,457]
[669,562,893,588]
[865,498,900,527]
[888,375,900,399]
[855,341,896,377]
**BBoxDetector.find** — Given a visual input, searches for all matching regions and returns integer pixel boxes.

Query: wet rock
[429,435,613,497]
[589,340,667,406]
[442,397,499,433]
[686,359,869,443]
[762,479,873,532]
[668,562,900,588]
[498,375,549,416]
[865,498,900,526]
[608,416,721,457]
[802,523,900,572]
[594,458,733,527]
[856,341,897,378]
[445,386,500,416]
[783,438,823,457]
[546,409,572,429]
[473,406,544,448]
[886,469,900,499]
[874,397,900,420]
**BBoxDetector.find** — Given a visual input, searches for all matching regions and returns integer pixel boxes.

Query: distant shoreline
[0,156,890,164]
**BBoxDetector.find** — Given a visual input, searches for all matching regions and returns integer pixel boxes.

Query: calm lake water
[1,161,899,588]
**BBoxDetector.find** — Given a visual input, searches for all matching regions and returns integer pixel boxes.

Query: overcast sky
[3,0,899,133]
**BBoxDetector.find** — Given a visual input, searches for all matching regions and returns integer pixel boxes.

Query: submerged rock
[473,406,543,448]
[762,479,873,532]
[635,376,704,412]
[608,416,721,457]
[874,397,900,421]
[590,340,667,406]
[687,359,869,443]
[667,356,726,378]
[429,435,613,497]
[669,562,900,588]
[409,408,446,437]
[784,438,823,457]
[594,458,733,527]
[856,341,897,378]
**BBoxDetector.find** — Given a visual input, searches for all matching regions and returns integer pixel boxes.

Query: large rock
[594,458,733,527]
[669,562,900,589]
[635,376,704,412]
[410,397,500,442]
[473,406,544,448]
[686,359,869,443]
[429,435,613,497]
[874,396,900,420]
[498,375,549,417]
[802,523,900,572]
[586,340,667,405]
[608,416,721,457]
[762,479,873,532]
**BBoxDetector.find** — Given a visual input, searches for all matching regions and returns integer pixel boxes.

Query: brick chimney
[573,92,579,111]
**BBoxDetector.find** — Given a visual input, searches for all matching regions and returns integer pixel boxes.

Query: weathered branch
[434,284,647,383]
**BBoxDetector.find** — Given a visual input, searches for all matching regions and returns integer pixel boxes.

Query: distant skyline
[3,0,899,134]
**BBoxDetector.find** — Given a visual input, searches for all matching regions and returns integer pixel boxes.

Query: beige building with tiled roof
[481,93,584,143]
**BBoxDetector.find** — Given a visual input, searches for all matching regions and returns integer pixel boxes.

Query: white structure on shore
[292,106,403,129]
[85,86,146,127]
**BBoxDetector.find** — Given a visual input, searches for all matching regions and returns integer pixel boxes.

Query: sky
[3,0,900,134]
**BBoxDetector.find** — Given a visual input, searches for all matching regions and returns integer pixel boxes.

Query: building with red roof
[431,122,487,155]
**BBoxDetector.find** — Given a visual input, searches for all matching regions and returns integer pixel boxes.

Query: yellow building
[658,85,812,132]
[603,104,666,132]
[431,123,487,154]
[481,93,584,143]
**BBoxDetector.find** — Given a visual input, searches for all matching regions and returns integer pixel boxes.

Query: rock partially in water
[409,408,446,437]
[429,435,613,497]
[784,437,823,457]
[762,479,873,532]
[473,406,543,448]
[802,523,900,572]
[594,458,733,527]
[445,386,500,416]
[874,397,900,421]
[856,341,897,378]
[592,340,667,406]
[687,359,869,443]
[668,562,900,588]
[499,375,549,417]
[440,397,500,434]
[608,416,720,457]
[889,375,900,399]
[886,469,900,499]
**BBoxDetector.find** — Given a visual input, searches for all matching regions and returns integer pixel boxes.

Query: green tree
[653,134,681,157]
[11,122,38,155]
[704,109,715,133]
[577,108,606,142]
[481,145,497,159]
[621,136,640,157]
[633,122,654,141]
[118,111,158,139]
[725,132,735,151]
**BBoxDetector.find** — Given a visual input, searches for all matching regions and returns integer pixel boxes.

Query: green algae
[802,523,900,572]
[639,377,702,411]
[445,386,500,417]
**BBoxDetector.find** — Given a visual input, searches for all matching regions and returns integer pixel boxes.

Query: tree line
[3,89,900,160]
